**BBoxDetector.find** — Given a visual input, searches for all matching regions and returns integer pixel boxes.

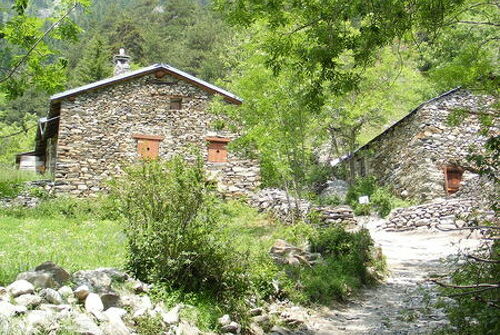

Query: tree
[69,34,112,86]
[214,0,467,99]
[0,0,91,99]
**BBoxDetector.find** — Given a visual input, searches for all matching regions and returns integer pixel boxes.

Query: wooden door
[445,167,463,194]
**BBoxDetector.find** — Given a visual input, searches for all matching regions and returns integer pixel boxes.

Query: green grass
[0,167,39,198]
[0,215,126,285]
[0,197,382,331]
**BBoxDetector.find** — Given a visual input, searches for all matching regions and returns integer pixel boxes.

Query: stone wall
[384,198,495,231]
[250,188,356,226]
[342,90,498,202]
[51,73,260,196]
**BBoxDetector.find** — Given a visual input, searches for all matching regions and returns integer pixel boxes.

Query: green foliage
[214,0,464,96]
[0,167,38,198]
[0,0,91,99]
[446,108,469,127]
[346,177,413,217]
[436,241,500,335]
[284,227,381,304]
[69,35,113,86]
[0,112,37,166]
[111,156,247,299]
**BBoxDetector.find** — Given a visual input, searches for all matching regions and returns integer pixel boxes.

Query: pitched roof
[333,87,462,165]
[50,63,242,104]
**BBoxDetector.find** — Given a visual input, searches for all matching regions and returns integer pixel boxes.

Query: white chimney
[113,48,131,76]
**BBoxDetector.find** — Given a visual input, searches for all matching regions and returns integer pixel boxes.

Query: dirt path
[299,218,481,335]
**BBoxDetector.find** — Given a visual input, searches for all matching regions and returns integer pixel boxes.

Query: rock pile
[269,240,321,267]
[0,261,199,335]
[385,197,494,231]
[250,188,356,226]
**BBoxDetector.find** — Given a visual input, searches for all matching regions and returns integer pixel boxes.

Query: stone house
[21,50,260,196]
[337,88,498,202]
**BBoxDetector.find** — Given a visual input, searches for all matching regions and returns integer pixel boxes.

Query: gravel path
[298,218,481,335]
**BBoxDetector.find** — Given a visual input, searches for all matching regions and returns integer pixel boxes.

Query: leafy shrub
[0,168,38,198]
[111,156,247,297]
[345,176,413,217]
[279,226,383,304]
[436,240,500,335]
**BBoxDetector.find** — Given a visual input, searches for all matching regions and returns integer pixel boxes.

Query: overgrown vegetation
[0,167,38,198]
[345,176,413,217]
[0,156,384,330]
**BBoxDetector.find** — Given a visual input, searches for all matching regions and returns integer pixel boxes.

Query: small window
[132,134,164,159]
[170,98,182,110]
[206,137,230,163]
[444,166,463,195]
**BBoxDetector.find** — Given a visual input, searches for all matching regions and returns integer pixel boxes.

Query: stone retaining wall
[250,188,356,226]
[384,198,494,231]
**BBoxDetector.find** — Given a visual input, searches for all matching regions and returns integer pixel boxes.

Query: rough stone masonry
[340,89,498,203]
[35,63,260,197]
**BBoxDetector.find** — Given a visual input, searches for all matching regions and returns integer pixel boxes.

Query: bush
[111,156,247,297]
[0,168,38,198]
[345,176,413,217]
[279,226,383,304]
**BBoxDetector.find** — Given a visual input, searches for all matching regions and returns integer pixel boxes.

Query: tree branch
[0,3,78,84]
[457,20,500,27]
[467,254,500,263]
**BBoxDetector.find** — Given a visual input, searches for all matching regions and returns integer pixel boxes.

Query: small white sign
[358,195,370,204]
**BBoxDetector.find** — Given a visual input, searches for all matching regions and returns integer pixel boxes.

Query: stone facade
[39,66,260,196]
[341,89,498,202]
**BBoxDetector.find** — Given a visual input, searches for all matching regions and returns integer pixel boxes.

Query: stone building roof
[31,63,242,159]
[50,63,242,105]
[333,87,461,166]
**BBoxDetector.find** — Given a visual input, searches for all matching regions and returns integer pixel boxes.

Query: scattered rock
[100,291,121,310]
[176,320,200,335]
[221,321,241,334]
[7,279,34,297]
[23,310,55,332]
[0,286,10,301]
[72,312,103,335]
[40,288,63,305]
[85,293,104,318]
[101,307,131,335]
[218,314,231,327]
[16,271,59,289]
[0,301,26,318]
[269,239,319,267]
[58,286,74,300]
[162,304,182,325]
[73,270,113,292]
[74,285,90,301]
[14,294,43,309]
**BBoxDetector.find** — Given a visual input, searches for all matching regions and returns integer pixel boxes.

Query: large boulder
[16,262,70,289]
[39,288,63,305]
[35,261,71,285]
[85,293,104,319]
